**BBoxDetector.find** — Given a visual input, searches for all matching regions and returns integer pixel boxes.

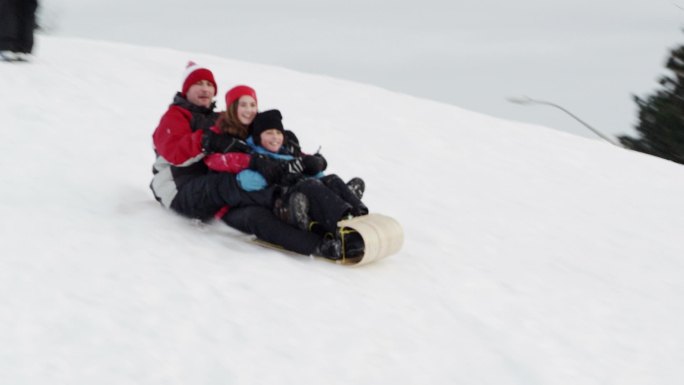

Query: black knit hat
[252,109,284,145]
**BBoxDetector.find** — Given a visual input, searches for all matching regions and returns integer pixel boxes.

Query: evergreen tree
[619,42,684,164]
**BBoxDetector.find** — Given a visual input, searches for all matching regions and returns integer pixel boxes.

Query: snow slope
[41,0,684,140]
[2,36,684,385]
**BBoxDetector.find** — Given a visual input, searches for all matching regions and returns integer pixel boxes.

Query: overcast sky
[45,0,683,140]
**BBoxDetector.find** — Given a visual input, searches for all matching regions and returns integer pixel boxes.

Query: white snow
[2,36,684,384]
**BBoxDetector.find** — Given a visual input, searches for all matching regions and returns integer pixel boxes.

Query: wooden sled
[337,213,404,265]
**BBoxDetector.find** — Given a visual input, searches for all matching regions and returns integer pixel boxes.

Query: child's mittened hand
[302,154,327,175]
[236,170,267,191]
[249,154,283,183]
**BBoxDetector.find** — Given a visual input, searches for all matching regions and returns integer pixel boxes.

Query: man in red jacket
[151,61,274,219]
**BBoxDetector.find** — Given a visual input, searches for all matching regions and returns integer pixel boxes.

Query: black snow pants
[320,174,366,214]
[0,0,38,53]
[290,178,352,233]
[171,173,276,222]
[222,206,323,255]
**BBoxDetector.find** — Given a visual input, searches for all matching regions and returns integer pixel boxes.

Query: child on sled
[239,109,369,258]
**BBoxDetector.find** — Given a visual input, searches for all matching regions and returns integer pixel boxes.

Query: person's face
[186,80,215,108]
[236,95,258,125]
[260,129,284,153]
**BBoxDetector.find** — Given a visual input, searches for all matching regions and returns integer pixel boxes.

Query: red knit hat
[181,61,217,96]
[225,85,258,107]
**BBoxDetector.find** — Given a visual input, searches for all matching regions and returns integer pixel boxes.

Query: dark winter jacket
[150,93,219,208]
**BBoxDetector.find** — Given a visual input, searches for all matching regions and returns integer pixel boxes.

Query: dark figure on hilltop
[0,0,39,62]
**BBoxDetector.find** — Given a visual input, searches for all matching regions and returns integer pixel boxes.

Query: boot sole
[288,192,310,231]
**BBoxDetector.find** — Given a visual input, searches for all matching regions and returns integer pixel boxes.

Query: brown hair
[215,102,250,139]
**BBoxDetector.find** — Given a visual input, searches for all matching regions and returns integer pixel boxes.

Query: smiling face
[259,128,284,153]
[185,80,215,108]
[236,95,258,125]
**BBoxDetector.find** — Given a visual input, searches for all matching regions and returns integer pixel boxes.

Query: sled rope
[338,227,357,263]
[307,221,317,232]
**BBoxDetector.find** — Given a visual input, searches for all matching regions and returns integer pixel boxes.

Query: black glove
[249,154,284,184]
[302,154,327,175]
[282,158,304,174]
[280,173,306,186]
[202,131,251,154]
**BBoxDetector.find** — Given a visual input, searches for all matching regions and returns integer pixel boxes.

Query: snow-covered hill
[42,0,684,140]
[2,36,684,385]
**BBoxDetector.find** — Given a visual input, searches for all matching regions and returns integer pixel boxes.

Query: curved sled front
[338,213,404,265]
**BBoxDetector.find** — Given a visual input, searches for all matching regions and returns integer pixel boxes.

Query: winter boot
[0,51,18,62]
[273,191,310,231]
[350,202,369,217]
[313,238,342,260]
[319,175,368,217]
[343,177,368,216]
[313,227,365,261]
[338,227,365,259]
[307,220,329,237]
[346,177,365,200]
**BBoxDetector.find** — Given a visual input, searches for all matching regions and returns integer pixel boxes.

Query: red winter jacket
[203,125,252,173]
[150,93,218,208]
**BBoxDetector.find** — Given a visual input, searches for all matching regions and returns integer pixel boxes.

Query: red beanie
[181,61,217,96]
[225,85,258,107]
